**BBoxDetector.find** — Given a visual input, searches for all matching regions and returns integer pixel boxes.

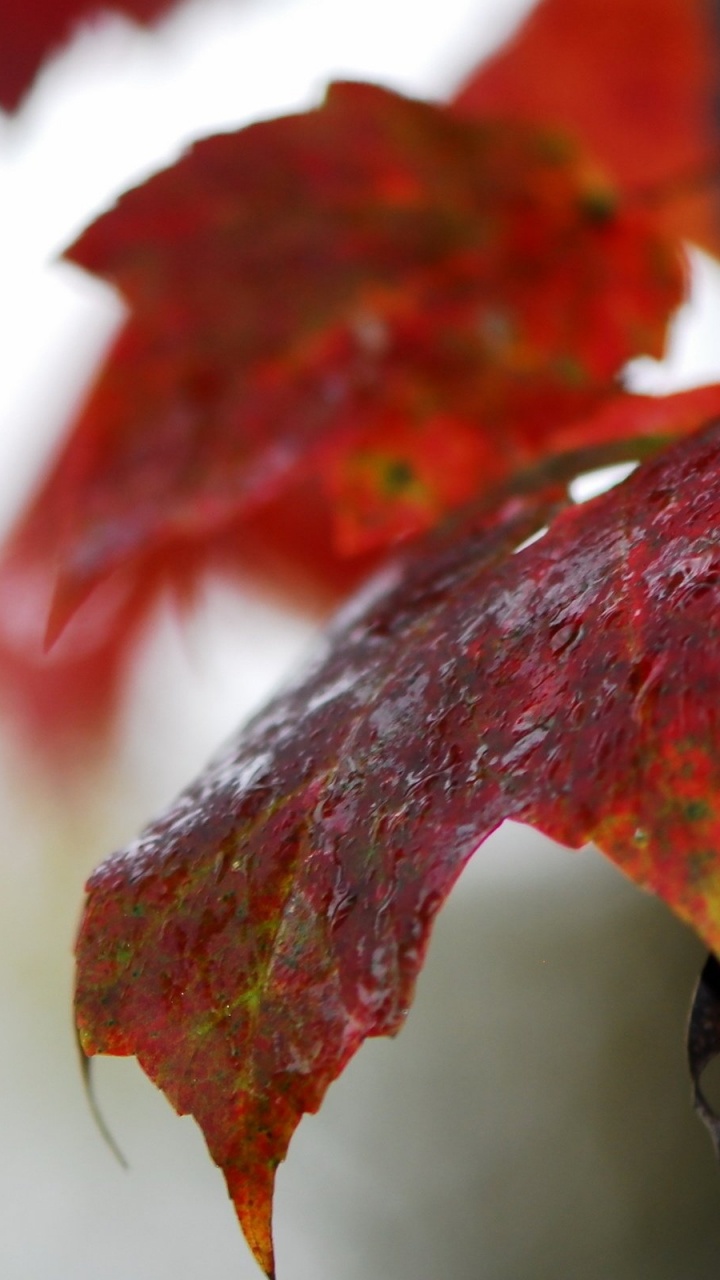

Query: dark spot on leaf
[685,800,710,821]
[384,460,415,493]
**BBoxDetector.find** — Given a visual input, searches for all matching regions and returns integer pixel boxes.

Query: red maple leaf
[76,412,720,1277]
[0,82,685,750]
[0,0,175,111]
[454,0,720,255]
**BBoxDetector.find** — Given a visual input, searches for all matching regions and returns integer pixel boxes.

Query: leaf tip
[75,1023,129,1170]
[225,1162,277,1278]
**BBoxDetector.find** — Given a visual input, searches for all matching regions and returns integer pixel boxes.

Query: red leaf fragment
[0,0,174,111]
[453,0,720,254]
[528,382,720,455]
[0,82,685,747]
[76,418,720,1273]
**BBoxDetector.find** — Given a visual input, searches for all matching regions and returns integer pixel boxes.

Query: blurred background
[2,1,720,1276]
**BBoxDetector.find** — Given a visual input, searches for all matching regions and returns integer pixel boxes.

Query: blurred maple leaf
[453,0,720,255]
[0,82,685,749]
[76,414,720,1277]
[0,0,174,111]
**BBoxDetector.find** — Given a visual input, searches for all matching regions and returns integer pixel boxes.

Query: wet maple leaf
[0,0,174,111]
[76,415,720,1276]
[0,82,685,747]
[453,0,720,255]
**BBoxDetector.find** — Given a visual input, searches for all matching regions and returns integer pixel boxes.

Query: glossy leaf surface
[0,0,173,111]
[454,0,720,253]
[76,417,720,1276]
[0,82,685,745]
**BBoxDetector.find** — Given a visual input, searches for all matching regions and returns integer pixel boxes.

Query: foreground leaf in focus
[454,0,720,254]
[0,0,174,111]
[76,416,720,1275]
[0,82,685,746]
